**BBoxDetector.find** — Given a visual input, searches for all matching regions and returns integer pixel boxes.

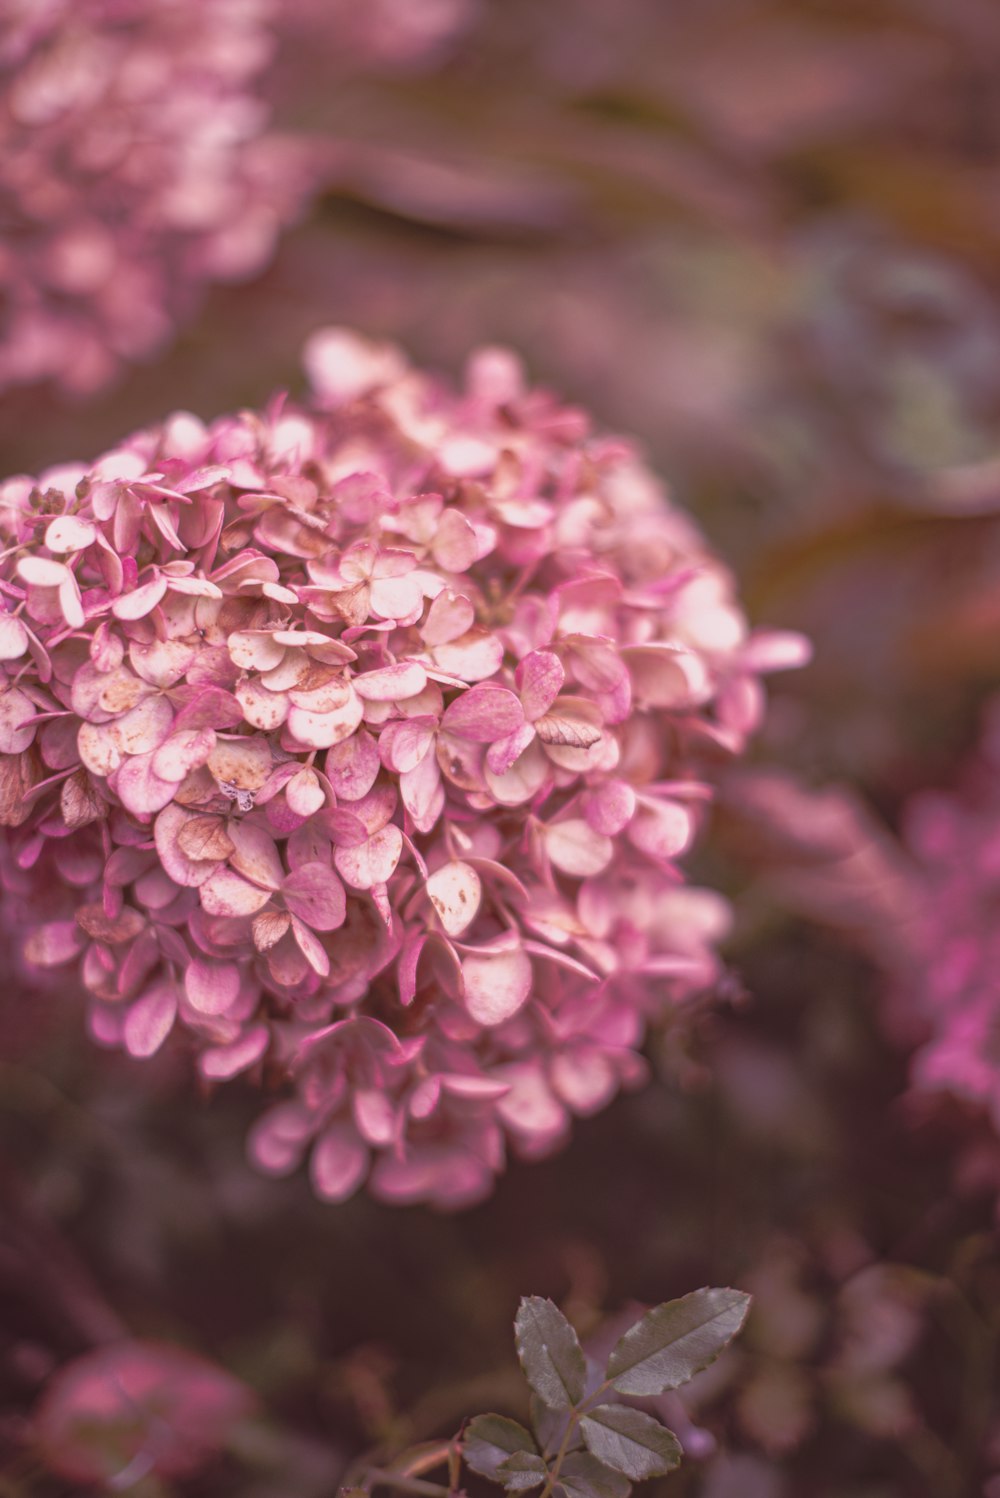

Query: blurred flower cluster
[0,0,314,397]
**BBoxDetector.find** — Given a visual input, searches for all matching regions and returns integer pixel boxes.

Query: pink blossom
[0,0,316,396]
[0,330,807,1207]
[893,699,1000,1136]
[34,1341,255,1487]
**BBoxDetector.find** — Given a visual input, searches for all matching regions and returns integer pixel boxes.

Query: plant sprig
[344,1288,750,1498]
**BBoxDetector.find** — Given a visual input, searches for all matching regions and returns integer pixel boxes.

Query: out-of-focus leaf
[497,1451,550,1490]
[463,1415,538,1481]
[556,1450,632,1498]
[514,1297,586,1410]
[607,1288,751,1394]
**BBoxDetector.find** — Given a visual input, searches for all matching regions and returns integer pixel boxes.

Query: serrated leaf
[497,1452,549,1490]
[607,1288,751,1395]
[556,1451,632,1498]
[514,1297,587,1411]
[579,1406,681,1480]
[464,1415,538,1481]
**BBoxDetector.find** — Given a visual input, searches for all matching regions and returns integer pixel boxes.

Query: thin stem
[364,1470,452,1498]
[538,1377,617,1498]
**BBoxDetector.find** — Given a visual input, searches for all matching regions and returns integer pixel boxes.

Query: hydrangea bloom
[0,0,311,395]
[0,330,807,1207]
[896,700,1000,1132]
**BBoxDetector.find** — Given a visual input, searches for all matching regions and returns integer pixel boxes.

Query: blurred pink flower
[896,701,1000,1133]
[0,330,807,1206]
[34,1340,255,1487]
[0,0,315,396]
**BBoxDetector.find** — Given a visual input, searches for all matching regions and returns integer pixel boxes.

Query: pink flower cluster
[0,0,311,396]
[0,330,807,1207]
[897,699,1000,1133]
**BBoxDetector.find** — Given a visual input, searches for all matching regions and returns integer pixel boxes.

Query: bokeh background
[3,3,1000,1495]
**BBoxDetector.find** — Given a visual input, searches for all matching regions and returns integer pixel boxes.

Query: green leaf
[579,1406,682,1480]
[464,1415,538,1481]
[497,1453,550,1491]
[606,1288,751,1395]
[514,1297,587,1411]
[556,1451,632,1498]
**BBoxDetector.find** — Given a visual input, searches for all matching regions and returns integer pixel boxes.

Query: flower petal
[123,983,177,1058]
[545,819,614,878]
[426,860,482,938]
[283,862,347,931]
[309,1124,369,1203]
[441,684,524,742]
[462,942,533,1026]
[334,824,403,890]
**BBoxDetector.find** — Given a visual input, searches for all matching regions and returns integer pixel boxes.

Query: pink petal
[123,983,177,1058]
[354,661,428,702]
[227,821,284,890]
[112,696,174,757]
[622,643,712,709]
[425,860,482,938]
[111,573,168,621]
[184,959,241,1016]
[200,868,273,918]
[285,767,325,817]
[353,1088,397,1146]
[172,687,243,733]
[495,1063,567,1146]
[0,687,37,753]
[114,751,178,818]
[431,509,478,572]
[44,515,96,552]
[286,690,364,750]
[486,722,536,776]
[533,696,603,749]
[228,630,286,672]
[369,574,423,620]
[58,574,85,629]
[334,824,403,890]
[310,1124,370,1202]
[248,1104,312,1176]
[290,914,331,976]
[0,615,29,661]
[483,739,549,806]
[584,779,636,836]
[516,650,565,721]
[628,799,694,861]
[551,1049,619,1115]
[422,589,474,647]
[432,629,504,682]
[17,556,67,587]
[398,933,427,1005]
[441,684,524,742]
[462,941,533,1026]
[199,1025,269,1080]
[545,819,614,878]
[24,920,86,967]
[283,862,347,931]
[399,751,445,833]
[378,715,435,774]
[207,736,272,792]
[236,677,288,732]
[154,804,226,888]
[740,629,813,673]
[152,728,216,783]
[77,720,122,776]
[324,729,380,801]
